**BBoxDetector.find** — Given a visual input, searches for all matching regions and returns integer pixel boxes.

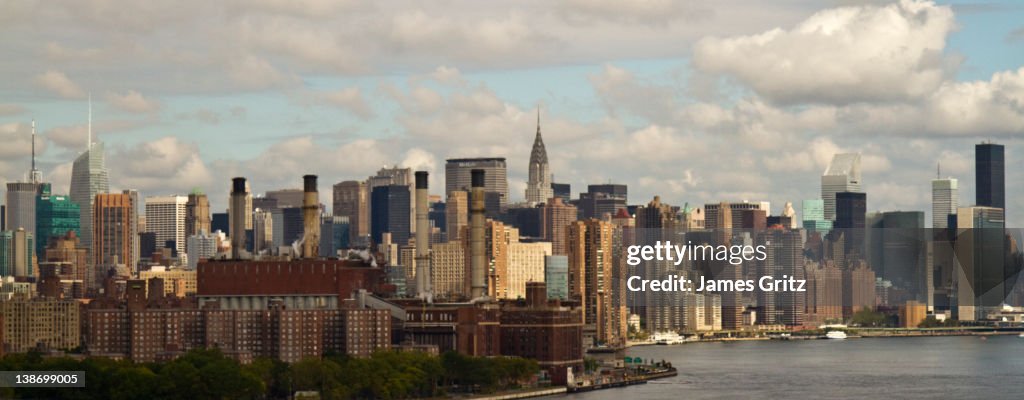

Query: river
[553,336,1024,399]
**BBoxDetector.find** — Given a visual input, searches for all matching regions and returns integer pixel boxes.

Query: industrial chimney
[414,171,433,302]
[230,177,247,259]
[469,169,487,300]
[301,175,321,259]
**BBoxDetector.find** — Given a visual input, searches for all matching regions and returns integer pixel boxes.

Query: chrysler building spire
[525,107,553,204]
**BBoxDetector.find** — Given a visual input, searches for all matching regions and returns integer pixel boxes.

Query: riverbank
[627,327,1023,347]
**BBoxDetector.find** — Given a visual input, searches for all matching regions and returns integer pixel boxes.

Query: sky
[1,0,1023,226]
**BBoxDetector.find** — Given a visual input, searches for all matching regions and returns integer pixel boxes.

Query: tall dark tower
[975,142,1005,211]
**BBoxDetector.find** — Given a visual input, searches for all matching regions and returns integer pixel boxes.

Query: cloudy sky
[1,0,1023,226]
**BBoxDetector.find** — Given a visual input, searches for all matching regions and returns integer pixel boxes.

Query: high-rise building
[185,231,218,270]
[69,115,110,251]
[367,166,415,236]
[5,182,40,240]
[93,191,138,275]
[35,183,80,258]
[540,197,577,256]
[843,260,876,319]
[370,185,411,246]
[756,227,804,327]
[445,158,508,211]
[252,208,273,254]
[430,241,466,299]
[320,215,350,257]
[42,231,89,285]
[446,191,468,241]
[332,181,369,241]
[552,183,571,202]
[578,184,627,220]
[0,229,35,278]
[705,201,769,230]
[975,142,1005,211]
[567,219,618,345]
[525,111,553,204]
[834,192,867,262]
[821,153,861,221]
[265,189,305,209]
[801,199,832,234]
[635,196,679,332]
[145,196,188,256]
[932,177,958,229]
[185,192,211,239]
[954,206,1006,321]
[506,242,551,300]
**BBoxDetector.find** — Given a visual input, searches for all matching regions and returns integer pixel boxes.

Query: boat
[1018,333,1024,338]
[825,330,847,340]
[652,331,685,345]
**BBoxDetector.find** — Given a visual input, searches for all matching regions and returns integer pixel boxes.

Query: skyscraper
[93,191,138,274]
[0,228,35,278]
[445,191,468,241]
[445,158,508,211]
[145,196,188,256]
[5,182,40,239]
[975,142,1005,211]
[70,100,110,251]
[540,197,577,256]
[954,206,1006,321]
[525,110,553,204]
[185,192,211,239]
[834,191,867,262]
[370,185,411,246]
[801,199,832,234]
[35,183,80,258]
[578,184,627,220]
[368,166,415,236]
[931,177,958,229]
[332,180,369,241]
[567,219,618,345]
[821,153,861,221]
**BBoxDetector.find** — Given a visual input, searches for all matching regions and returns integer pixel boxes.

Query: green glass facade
[35,183,81,257]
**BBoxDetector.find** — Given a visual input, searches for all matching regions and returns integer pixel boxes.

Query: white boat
[652,331,685,345]
[1018,333,1024,338]
[825,330,847,340]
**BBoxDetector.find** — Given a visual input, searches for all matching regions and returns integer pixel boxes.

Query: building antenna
[87,93,92,150]
[936,162,940,179]
[31,119,36,173]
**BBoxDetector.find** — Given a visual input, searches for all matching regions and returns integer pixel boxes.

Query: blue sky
[1,0,1023,226]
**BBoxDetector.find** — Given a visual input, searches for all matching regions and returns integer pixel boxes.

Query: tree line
[0,348,540,399]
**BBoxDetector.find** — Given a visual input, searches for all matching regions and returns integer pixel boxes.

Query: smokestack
[301,175,320,259]
[470,169,487,300]
[230,177,247,259]
[415,171,432,302]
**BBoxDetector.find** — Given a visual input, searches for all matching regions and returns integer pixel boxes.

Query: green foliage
[851,309,891,327]
[917,316,960,328]
[0,348,538,399]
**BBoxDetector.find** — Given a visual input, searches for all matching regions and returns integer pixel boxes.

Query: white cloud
[0,104,26,116]
[106,90,161,113]
[320,88,374,119]
[34,70,85,98]
[694,0,956,104]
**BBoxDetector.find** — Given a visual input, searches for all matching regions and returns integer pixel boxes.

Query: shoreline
[627,328,1023,347]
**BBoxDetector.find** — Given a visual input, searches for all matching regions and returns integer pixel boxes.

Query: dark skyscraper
[835,192,867,262]
[975,142,1005,211]
[552,183,571,202]
[370,185,411,246]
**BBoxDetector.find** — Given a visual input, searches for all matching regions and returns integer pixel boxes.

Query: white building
[931,178,958,229]
[820,153,861,221]
[185,230,218,270]
[145,196,188,256]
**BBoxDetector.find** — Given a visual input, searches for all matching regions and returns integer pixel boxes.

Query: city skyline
[1,0,1024,227]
